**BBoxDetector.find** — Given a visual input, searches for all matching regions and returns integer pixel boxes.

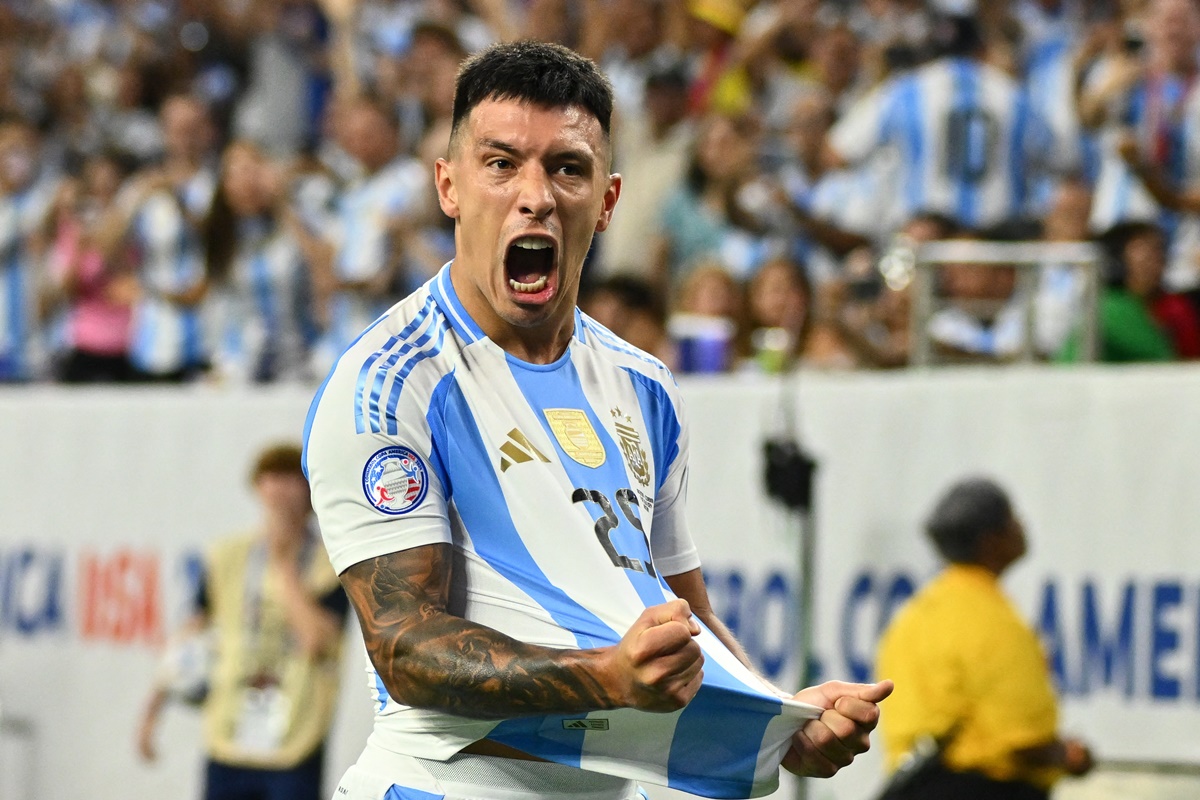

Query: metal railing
[906,240,1104,367]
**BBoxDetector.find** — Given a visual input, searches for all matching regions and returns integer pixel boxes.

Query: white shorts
[334,741,645,800]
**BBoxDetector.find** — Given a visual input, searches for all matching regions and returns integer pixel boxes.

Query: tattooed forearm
[342,545,618,719]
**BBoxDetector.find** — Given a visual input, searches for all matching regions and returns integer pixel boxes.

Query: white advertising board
[1,366,1199,800]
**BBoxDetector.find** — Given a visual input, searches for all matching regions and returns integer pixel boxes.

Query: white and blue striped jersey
[304,264,819,798]
[127,171,215,375]
[1088,68,1197,234]
[1024,38,1089,212]
[0,173,59,380]
[204,218,317,383]
[314,157,429,375]
[831,57,1052,231]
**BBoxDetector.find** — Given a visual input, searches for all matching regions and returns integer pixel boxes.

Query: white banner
[1,367,1199,800]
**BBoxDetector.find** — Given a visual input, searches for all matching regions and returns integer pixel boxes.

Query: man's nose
[517,165,555,220]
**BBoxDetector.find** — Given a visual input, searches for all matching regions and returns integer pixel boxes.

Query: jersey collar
[430,261,488,344]
[429,261,583,349]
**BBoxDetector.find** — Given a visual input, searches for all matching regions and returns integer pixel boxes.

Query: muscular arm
[342,543,704,719]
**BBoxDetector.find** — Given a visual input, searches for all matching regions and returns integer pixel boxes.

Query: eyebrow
[477,138,594,163]
[478,138,520,156]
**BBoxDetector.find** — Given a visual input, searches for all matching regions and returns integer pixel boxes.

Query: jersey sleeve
[305,361,452,575]
[830,82,898,165]
[648,380,700,577]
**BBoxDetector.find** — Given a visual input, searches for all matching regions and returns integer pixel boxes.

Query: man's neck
[491,322,575,365]
[449,261,577,365]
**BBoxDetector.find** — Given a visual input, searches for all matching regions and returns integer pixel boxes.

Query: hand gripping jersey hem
[328,526,453,576]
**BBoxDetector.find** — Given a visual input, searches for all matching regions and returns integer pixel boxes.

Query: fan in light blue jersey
[312,97,430,377]
[0,120,60,381]
[830,15,1054,233]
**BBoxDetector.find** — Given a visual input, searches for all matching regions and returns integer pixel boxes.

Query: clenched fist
[607,599,705,712]
[782,680,894,778]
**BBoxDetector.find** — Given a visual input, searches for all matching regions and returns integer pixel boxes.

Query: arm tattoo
[342,545,616,719]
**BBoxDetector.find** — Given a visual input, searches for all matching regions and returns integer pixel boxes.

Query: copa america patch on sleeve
[362,446,429,515]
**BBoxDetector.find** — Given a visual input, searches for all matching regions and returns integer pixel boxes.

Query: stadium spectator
[0,116,61,381]
[1079,0,1200,234]
[44,151,137,383]
[309,94,428,375]
[1116,128,1200,293]
[598,58,695,283]
[847,0,932,53]
[927,233,1029,362]
[44,63,104,175]
[1014,0,1088,62]
[200,141,325,384]
[7,2,1200,380]
[581,275,676,368]
[828,13,1053,234]
[102,61,168,167]
[405,21,469,147]
[1033,178,1093,355]
[827,244,914,369]
[668,260,747,373]
[591,0,681,116]
[91,92,217,381]
[230,0,330,157]
[808,19,869,110]
[1061,219,1200,361]
[707,0,821,122]
[774,88,878,284]
[744,254,857,371]
[685,0,746,115]
[875,476,1094,800]
[652,113,779,287]
[136,443,350,800]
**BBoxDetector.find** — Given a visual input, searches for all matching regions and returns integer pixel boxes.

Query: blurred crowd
[4,0,1200,384]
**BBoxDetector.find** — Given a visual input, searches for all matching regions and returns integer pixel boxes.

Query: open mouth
[505,236,557,297]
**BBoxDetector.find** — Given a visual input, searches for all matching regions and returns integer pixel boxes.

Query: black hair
[450,40,614,147]
[584,275,667,324]
[925,477,1013,564]
[1099,220,1163,287]
[929,14,986,59]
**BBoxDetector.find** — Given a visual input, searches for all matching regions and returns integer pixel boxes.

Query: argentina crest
[544,409,605,468]
[611,407,651,487]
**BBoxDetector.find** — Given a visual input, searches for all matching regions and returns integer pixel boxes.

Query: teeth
[513,238,552,250]
[509,276,548,293]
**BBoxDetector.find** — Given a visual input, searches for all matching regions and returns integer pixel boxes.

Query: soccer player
[304,41,891,800]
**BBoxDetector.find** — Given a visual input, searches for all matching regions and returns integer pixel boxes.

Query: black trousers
[203,746,324,800]
[886,764,1049,800]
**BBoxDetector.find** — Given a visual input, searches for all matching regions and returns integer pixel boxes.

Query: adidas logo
[499,428,550,472]
[562,718,609,731]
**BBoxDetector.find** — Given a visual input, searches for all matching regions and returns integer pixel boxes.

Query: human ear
[435,158,460,219]
[594,173,622,233]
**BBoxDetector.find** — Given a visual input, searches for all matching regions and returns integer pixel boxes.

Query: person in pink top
[47,152,137,382]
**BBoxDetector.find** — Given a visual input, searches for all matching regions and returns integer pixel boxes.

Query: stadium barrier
[905,240,1104,366]
[2,366,1200,800]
